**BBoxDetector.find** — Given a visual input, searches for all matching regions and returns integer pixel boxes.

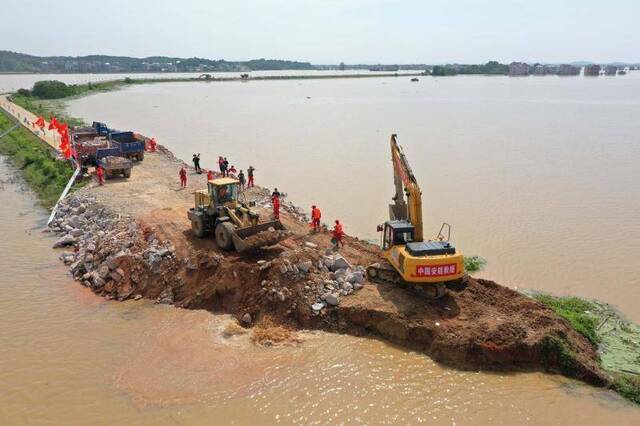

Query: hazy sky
[3,0,638,63]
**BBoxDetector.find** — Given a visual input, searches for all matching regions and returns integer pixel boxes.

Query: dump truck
[73,122,112,141]
[99,156,132,179]
[108,132,145,161]
[187,177,289,253]
[366,134,466,298]
[76,138,110,167]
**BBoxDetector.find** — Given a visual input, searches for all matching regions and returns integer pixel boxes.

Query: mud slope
[50,147,608,387]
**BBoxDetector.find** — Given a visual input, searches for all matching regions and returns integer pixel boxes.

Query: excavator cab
[382,220,415,250]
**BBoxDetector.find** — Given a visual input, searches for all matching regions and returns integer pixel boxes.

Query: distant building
[509,62,530,76]
[604,65,618,76]
[584,64,601,76]
[532,64,557,75]
[558,64,580,76]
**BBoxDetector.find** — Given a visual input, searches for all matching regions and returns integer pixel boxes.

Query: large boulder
[67,215,84,229]
[325,293,340,306]
[330,255,352,272]
[53,235,76,248]
[298,260,313,273]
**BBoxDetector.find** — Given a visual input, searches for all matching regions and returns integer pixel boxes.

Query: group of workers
[137,142,345,249]
[178,155,256,192]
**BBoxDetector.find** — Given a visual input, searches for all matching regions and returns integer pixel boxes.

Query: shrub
[464,256,487,273]
[32,80,73,99]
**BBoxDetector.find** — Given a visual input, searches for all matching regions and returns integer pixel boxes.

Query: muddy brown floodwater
[1,156,639,423]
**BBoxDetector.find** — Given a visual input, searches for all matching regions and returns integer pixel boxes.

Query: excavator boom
[390,134,424,241]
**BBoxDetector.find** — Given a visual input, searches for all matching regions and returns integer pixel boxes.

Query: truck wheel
[215,222,235,250]
[137,152,145,161]
[123,169,131,178]
[192,216,206,238]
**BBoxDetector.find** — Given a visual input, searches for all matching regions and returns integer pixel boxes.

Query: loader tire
[192,216,205,238]
[215,222,235,250]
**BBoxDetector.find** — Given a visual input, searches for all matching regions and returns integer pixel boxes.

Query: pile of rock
[49,193,175,301]
[264,247,366,314]
[307,254,365,313]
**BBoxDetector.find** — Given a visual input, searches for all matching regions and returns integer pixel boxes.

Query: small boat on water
[410,77,419,82]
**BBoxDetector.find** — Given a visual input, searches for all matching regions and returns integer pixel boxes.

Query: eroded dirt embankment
[49,147,608,388]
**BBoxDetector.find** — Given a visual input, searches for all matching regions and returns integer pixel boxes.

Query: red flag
[48,116,59,130]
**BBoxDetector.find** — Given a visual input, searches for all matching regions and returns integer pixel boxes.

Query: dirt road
[0,94,60,149]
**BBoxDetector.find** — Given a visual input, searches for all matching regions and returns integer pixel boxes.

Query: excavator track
[366,261,448,299]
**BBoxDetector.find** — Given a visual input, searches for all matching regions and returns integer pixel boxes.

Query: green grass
[533,293,600,345]
[531,292,640,405]
[612,374,640,404]
[0,110,83,207]
[464,255,487,273]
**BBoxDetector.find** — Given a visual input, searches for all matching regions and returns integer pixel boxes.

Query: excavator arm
[389,134,424,241]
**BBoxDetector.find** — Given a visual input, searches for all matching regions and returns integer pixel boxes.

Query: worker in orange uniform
[332,220,344,248]
[311,205,322,232]
[271,188,281,220]
[96,164,105,186]
[207,169,214,181]
[148,137,157,152]
[247,166,255,187]
[179,166,187,188]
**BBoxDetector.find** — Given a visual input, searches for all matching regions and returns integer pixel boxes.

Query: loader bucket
[231,220,290,253]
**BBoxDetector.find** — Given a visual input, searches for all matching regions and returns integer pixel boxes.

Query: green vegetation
[430,61,510,76]
[10,94,85,128]
[0,110,82,206]
[533,293,600,345]
[18,79,123,100]
[32,80,73,99]
[532,292,640,405]
[0,50,314,73]
[431,65,459,76]
[612,374,640,404]
[464,256,487,273]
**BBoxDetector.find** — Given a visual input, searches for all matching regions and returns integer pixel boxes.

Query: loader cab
[382,220,415,250]
[207,177,240,208]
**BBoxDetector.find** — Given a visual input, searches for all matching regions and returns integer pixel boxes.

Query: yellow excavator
[366,134,466,298]
[187,177,288,252]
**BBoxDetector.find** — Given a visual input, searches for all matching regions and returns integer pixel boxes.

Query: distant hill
[0,51,316,73]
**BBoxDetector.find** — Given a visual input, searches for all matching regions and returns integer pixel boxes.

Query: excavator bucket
[230,220,290,253]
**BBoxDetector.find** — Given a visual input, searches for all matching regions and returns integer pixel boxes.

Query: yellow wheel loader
[367,134,466,298]
[187,177,288,252]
